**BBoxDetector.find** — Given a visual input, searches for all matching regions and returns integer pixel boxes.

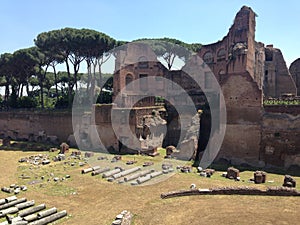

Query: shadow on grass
[0,140,57,152]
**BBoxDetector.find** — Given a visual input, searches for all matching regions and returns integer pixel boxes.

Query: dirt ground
[0,150,299,225]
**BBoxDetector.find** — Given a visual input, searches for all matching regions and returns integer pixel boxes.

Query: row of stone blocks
[161,186,300,199]
[82,165,172,185]
[0,196,67,224]
[111,210,133,225]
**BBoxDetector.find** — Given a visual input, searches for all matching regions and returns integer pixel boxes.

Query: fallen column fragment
[92,168,110,176]
[0,207,19,217]
[0,198,27,210]
[82,166,101,174]
[136,174,151,184]
[28,210,67,225]
[37,207,57,219]
[0,220,28,225]
[4,215,23,224]
[0,199,6,205]
[23,214,38,222]
[1,187,12,194]
[5,196,17,203]
[92,166,100,171]
[124,169,154,182]
[102,168,122,178]
[18,204,46,217]
[16,200,35,210]
[112,167,141,179]
[150,171,163,178]
[81,168,93,174]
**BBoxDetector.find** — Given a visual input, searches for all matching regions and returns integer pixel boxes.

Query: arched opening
[125,74,133,89]
[138,56,149,68]
[203,52,214,64]
[217,48,226,61]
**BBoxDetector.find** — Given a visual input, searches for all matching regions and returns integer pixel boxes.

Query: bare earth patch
[0,149,299,225]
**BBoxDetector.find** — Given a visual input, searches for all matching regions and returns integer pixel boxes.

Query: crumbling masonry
[0,6,299,171]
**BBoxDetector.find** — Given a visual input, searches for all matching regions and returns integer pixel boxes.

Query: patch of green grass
[0,141,56,151]
[2,149,300,225]
[40,182,77,197]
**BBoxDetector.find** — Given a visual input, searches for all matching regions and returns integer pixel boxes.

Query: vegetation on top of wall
[263,98,300,106]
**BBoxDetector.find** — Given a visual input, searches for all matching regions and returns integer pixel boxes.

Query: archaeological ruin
[0,6,299,172]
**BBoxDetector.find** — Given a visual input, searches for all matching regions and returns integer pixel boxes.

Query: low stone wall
[261,111,300,169]
[0,110,81,144]
[161,186,300,199]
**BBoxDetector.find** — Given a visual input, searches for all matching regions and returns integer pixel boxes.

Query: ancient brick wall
[91,104,118,150]
[1,6,299,171]
[264,46,297,98]
[0,111,77,143]
[261,107,300,169]
[198,6,257,80]
[92,104,165,152]
[195,6,264,166]
[254,42,265,90]
[216,72,263,166]
[289,58,300,96]
[113,42,166,108]
[264,105,300,116]
[113,62,167,107]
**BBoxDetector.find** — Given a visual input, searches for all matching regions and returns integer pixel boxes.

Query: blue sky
[0,0,299,66]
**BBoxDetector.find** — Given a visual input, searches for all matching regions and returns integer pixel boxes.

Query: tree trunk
[26,83,30,97]
[74,64,78,91]
[97,60,103,103]
[20,84,24,97]
[86,60,93,105]
[4,83,9,102]
[16,84,21,98]
[66,58,72,107]
[40,65,49,109]
[52,64,59,102]
[40,76,44,109]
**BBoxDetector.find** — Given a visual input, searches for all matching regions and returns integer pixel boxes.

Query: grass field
[0,149,299,225]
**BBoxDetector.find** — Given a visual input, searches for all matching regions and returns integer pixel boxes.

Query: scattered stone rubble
[59,142,69,154]
[165,145,176,158]
[52,154,66,162]
[18,148,87,169]
[253,171,267,184]
[177,165,192,173]
[142,162,153,167]
[283,175,296,188]
[71,150,81,157]
[126,160,137,165]
[0,196,67,224]
[84,152,94,158]
[111,210,133,225]
[111,155,122,162]
[18,154,50,166]
[225,167,240,180]
[162,163,173,173]
[199,168,215,178]
[1,184,27,194]
[97,156,108,160]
